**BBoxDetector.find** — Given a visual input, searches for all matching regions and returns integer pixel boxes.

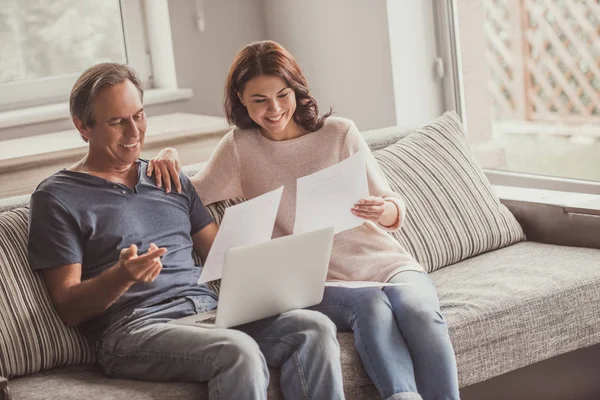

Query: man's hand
[148,147,182,194]
[117,243,167,284]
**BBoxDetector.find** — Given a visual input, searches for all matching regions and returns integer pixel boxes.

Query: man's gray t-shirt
[28,160,217,343]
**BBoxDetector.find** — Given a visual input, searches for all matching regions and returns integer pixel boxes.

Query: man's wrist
[112,261,136,286]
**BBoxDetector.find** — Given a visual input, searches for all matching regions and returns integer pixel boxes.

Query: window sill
[494,185,600,216]
[0,88,193,130]
[0,112,230,198]
[0,112,229,172]
[485,169,600,196]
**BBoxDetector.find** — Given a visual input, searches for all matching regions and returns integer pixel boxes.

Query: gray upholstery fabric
[0,194,28,213]
[8,364,207,400]
[433,241,600,387]
[8,333,378,400]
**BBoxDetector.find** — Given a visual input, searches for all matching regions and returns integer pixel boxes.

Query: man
[28,63,344,400]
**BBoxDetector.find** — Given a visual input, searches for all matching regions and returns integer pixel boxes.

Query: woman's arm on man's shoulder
[148,130,243,205]
[148,147,181,193]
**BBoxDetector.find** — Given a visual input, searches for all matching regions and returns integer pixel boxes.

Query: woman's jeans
[96,296,345,400]
[311,271,460,400]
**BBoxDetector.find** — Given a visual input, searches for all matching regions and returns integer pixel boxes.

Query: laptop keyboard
[194,310,217,324]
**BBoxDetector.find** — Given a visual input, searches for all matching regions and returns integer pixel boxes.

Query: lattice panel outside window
[484,0,600,123]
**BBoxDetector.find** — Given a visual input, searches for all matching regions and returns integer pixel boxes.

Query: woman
[150,40,459,400]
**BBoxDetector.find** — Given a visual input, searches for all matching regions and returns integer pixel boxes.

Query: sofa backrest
[0,194,29,214]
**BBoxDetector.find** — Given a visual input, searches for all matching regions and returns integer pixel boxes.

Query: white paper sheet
[197,187,283,284]
[294,151,369,234]
[325,281,411,289]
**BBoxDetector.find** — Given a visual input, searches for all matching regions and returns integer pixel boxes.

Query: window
[448,0,600,185]
[0,0,150,111]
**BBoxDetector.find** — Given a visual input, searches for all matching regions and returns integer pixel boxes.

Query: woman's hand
[351,196,386,222]
[352,196,399,227]
[148,147,182,193]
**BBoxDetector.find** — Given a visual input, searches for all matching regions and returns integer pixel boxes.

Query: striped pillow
[374,111,525,273]
[0,208,94,378]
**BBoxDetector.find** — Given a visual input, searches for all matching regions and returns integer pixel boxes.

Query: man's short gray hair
[69,63,143,138]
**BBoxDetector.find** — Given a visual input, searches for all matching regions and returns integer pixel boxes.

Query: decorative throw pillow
[0,208,94,378]
[374,111,525,273]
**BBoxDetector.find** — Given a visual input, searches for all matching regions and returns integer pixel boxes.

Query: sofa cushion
[0,208,94,378]
[8,332,378,400]
[374,111,525,272]
[8,364,207,400]
[431,241,600,387]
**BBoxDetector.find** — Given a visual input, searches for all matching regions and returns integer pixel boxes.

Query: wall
[169,0,265,117]
[386,0,445,130]
[0,0,265,140]
[263,0,397,131]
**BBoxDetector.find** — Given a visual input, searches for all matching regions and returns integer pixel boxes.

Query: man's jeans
[96,296,345,400]
[311,271,460,400]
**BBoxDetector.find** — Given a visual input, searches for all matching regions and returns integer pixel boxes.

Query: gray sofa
[2,116,600,400]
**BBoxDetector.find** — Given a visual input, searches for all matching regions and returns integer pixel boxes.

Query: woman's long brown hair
[224,40,331,132]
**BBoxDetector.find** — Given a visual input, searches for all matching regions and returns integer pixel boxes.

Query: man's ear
[73,117,91,143]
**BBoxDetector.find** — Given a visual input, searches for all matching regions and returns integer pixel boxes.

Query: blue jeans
[311,271,459,400]
[96,296,345,400]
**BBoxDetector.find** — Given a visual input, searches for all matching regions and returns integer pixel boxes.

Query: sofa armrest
[502,199,600,249]
[0,376,10,400]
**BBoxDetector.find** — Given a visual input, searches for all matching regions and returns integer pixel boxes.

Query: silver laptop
[169,227,335,329]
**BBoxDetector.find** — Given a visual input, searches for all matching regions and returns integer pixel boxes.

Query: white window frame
[122,0,153,86]
[432,0,464,122]
[0,0,191,130]
[435,0,600,195]
[0,1,146,108]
